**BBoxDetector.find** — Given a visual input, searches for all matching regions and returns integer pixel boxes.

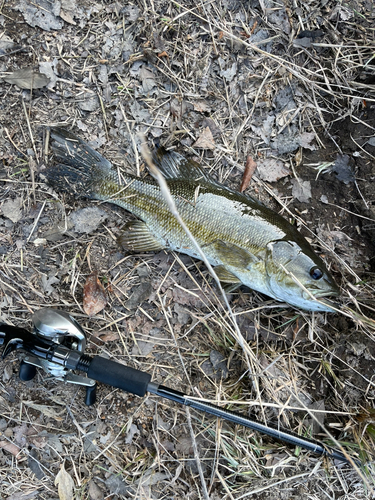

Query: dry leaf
[299,131,316,150]
[83,272,108,317]
[3,68,50,89]
[193,100,211,113]
[240,156,257,192]
[55,463,75,500]
[256,159,290,182]
[193,126,215,150]
[1,197,23,223]
[0,440,21,458]
[175,436,194,454]
[333,154,354,184]
[291,178,311,203]
[91,330,120,343]
[23,401,64,421]
[88,480,104,500]
[59,2,77,26]
[294,148,303,166]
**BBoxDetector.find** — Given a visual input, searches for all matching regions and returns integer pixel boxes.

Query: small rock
[174,303,190,325]
[78,93,99,112]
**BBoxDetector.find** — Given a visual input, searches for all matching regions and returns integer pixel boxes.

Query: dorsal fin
[152,147,212,182]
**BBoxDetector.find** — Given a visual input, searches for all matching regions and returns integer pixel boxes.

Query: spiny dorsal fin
[152,147,211,182]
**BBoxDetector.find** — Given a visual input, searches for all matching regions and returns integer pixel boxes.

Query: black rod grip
[87,357,151,397]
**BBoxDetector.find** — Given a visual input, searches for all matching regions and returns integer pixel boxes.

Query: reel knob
[19,360,37,381]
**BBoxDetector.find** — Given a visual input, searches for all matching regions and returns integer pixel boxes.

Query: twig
[185,407,210,500]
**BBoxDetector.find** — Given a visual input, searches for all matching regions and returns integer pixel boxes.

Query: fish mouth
[302,289,340,311]
[313,290,340,299]
[309,292,340,312]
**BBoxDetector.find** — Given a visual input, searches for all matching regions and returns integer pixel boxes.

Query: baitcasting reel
[19,309,97,405]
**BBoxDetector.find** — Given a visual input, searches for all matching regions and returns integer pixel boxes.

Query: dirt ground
[0,1,375,499]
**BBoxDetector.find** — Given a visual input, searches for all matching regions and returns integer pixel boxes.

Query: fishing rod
[0,308,359,466]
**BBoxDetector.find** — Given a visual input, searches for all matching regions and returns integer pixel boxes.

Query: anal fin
[117,220,165,252]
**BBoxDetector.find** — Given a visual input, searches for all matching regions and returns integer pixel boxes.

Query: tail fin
[44,127,114,198]
[42,163,94,197]
[50,127,112,173]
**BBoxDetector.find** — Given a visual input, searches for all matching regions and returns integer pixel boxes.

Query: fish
[45,127,339,312]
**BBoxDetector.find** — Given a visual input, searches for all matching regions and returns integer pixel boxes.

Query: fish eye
[310,266,323,280]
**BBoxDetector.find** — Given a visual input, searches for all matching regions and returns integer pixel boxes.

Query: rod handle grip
[87,356,151,397]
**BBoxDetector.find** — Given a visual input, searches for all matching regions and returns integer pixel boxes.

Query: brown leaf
[59,9,76,26]
[240,156,257,192]
[0,440,21,458]
[193,126,215,150]
[83,272,107,317]
[88,479,104,500]
[175,436,194,454]
[23,401,64,421]
[91,330,120,343]
[291,178,311,203]
[299,131,316,150]
[201,118,221,138]
[193,100,211,113]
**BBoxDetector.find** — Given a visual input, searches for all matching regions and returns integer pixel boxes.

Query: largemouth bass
[46,127,339,312]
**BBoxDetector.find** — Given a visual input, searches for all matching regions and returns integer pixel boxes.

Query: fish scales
[46,127,339,312]
[92,170,291,248]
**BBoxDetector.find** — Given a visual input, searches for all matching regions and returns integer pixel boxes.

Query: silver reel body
[22,309,95,390]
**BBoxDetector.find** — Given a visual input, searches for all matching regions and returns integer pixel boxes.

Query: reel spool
[19,308,97,405]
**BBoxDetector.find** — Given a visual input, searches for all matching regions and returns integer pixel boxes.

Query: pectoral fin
[214,265,242,292]
[214,265,242,283]
[117,220,165,252]
[206,240,260,269]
